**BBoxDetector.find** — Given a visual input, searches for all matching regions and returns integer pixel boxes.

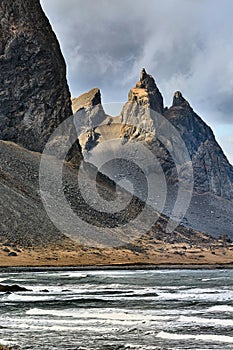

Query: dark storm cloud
[41,0,233,124]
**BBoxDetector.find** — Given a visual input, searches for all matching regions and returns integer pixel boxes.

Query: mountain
[78,68,233,200]
[0,0,80,161]
[121,69,233,199]
[76,69,233,239]
[1,1,233,266]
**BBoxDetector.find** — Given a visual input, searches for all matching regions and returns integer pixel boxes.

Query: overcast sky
[41,0,233,163]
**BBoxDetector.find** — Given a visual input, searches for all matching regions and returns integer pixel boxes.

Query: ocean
[1,268,233,349]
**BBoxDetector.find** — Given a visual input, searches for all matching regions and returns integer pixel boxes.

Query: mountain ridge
[74,69,233,239]
[76,68,233,200]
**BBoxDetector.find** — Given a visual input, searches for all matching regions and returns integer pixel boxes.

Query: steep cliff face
[72,88,106,151]
[0,0,73,153]
[120,68,164,135]
[164,91,233,198]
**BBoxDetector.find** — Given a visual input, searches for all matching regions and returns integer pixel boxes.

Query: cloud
[40,0,233,126]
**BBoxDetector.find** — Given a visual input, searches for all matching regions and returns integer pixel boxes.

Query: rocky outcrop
[75,69,233,200]
[120,68,164,135]
[72,88,107,151]
[72,88,102,114]
[0,0,76,155]
[120,69,233,199]
[164,91,233,198]
[72,88,106,130]
[0,284,29,293]
[130,68,164,113]
[74,69,233,239]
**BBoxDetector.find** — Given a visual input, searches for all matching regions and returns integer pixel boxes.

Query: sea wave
[207,305,233,313]
[26,307,175,322]
[156,331,233,343]
[178,315,233,327]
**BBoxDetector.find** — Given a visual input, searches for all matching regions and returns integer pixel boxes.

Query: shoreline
[1,263,233,272]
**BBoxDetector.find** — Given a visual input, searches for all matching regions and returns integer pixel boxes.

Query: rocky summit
[78,68,233,201]
[165,91,233,199]
[124,69,233,200]
[126,67,164,114]
[0,0,74,153]
[76,69,233,238]
[72,88,107,150]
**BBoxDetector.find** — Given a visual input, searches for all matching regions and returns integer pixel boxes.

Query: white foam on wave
[201,277,227,282]
[157,289,233,302]
[59,272,88,278]
[0,320,115,333]
[207,305,233,313]
[124,345,157,350]
[156,331,233,343]
[44,325,115,332]
[26,308,77,317]
[178,315,233,327]
[7,294,55,302]
[26,307,174,322]
[23,285,65,293]
[176,348,216,350]
[1,314,130,332]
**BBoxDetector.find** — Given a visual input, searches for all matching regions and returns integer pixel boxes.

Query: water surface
[1,269,233,349]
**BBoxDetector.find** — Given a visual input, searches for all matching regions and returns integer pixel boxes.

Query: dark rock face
[172,91,190,107]
[137,68,164,113]
[0,0,73,153]
[0,284,29,292]
[165,92,233,199]
[0,140,66,246]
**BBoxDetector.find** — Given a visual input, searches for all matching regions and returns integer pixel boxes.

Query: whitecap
[59,272,88,278]
[7,294,55,302]
[178,315,233,327]
[201,277,228,282]
[26,308,174,322]
[156,331,233,343]
[157,289,233,302]
[207,305,233,313]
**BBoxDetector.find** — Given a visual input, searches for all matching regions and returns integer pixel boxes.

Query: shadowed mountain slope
[0,0,79,157]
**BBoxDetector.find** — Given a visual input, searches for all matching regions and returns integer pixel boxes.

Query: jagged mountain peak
[127,68,164,114]
[72,88,106,145]
[172,91,191,108]
[138,68,158,91]
[72,88,101,114]
[77,69,233,201]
